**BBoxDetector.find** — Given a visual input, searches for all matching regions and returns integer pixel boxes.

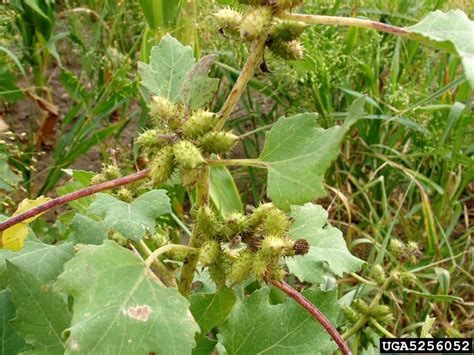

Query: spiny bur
[213,8,242,35]
[229,251,254,284]
[195,206,220,238]
[149,96,181,129]
[261,235,293,257]
[180,165,205,188]
[275,0,303,10]
[271,20,309,41]
[253,251,269,281]
[248,203,275,226]
[222,213,249,239]
[352,299,370,315]
[240,6,273,42]
[269,40,305,60]
[262,208,290,237]
[136,129,161,148]
[183,110,218,138]
[173,140,205,169]
[372,264,386,285]
[150,147,175,184]
[199,240,221,266]
[198,131,238,155]
[104,165,121,180]
[342,305,360,323]
[116,188,133,203]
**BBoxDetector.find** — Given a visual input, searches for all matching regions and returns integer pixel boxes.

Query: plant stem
[342,317,367,340]
[216,35,267,130]
[178,167,210,298]
[271,279,352,355]
[145,244,198,268]
[206,158,266,168]
[277,13,411,38]
[0,169,151,233]
[369,318,396,338]
[139,241,177,288]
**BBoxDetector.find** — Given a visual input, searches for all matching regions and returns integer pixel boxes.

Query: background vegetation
[1,0,472,351]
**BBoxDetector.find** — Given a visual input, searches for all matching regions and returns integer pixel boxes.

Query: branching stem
[206,158,265,168]
[145,244,198,269]
[216,35,267,130]
[277,13,411,37]
[271,279,352,355]
[0,169,151,232]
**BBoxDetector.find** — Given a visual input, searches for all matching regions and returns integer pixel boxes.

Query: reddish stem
[0,169,151,232]
[271,279,352,355]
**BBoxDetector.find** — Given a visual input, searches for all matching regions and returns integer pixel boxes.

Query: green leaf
[286,204,363,283]
[0,154,21,192]
[210,162,243,216]
[220,286,340,354]
[55,240,199,354]
[180,54,219,110]
[408,10,474,88]
[193,335,217,355]
[0,240,74,288]
[190,286,237,335]
[138,34,195,102]
[0,290,26,355]
[88,190,171,242]
[260,97,365,209]
[69,214,107,245]
[7,262,71,354]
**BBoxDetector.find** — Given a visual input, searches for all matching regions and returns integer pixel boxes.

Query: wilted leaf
[0,196,51,251]
[88,190,171,242]
[260,97,365,209]
[55,240,200,354]
[286,204,363,283]
[180,54,219,110]
[220,286,340,354]
[190,286,237,335]
[408,10,474,87]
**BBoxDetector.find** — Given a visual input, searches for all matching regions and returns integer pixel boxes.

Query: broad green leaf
[0,290,26,355]
[55,240,199,354]
[88,190,171,242]
[286,204,363,284]
[180,54,219,110]
[260,97,365,209]
[408,10,474,88]
[138,34,195,102]
[69,214,107,245]
[210,162,243,216]
[190,286,237,335]
[6,240,74,283]
[0,196,51,251]
[7,262,71,354]
[193,335,217,355]
[220,286,340,354]
[0,248,16,289]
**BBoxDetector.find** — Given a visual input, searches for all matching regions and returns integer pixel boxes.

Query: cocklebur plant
[0,1,472,354]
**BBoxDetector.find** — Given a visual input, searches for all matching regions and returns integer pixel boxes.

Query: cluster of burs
[137,97,238,187]
[214,0,308,60]
[195,203,310,285]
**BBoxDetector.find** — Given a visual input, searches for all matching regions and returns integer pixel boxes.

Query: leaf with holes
[260,97,365,209]
[286,203,364,284]
[55,240,200,354]
[88,190,171,242]
[408,10,474,88]
[219,286,340,354]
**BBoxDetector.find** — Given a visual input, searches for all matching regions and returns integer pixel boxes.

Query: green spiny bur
[198,131,238,155]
